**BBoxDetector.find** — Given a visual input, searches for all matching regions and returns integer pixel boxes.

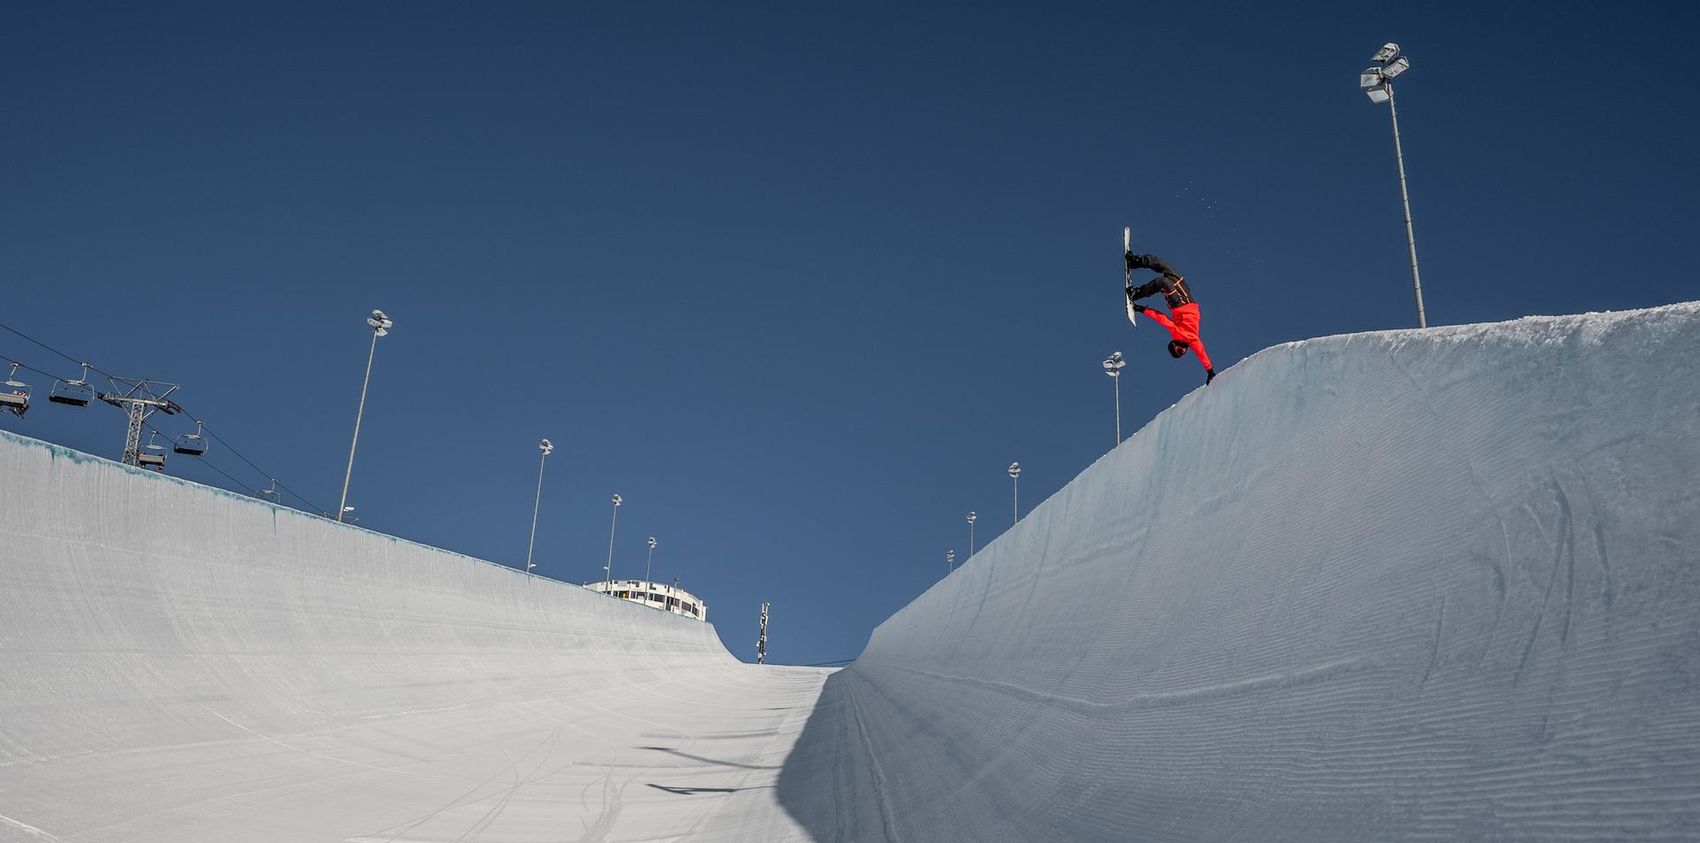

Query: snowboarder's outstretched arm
[1138,304,1176,333]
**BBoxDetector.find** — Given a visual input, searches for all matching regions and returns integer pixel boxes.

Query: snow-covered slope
[777,303,1700,841]
[0,431,829,842]
[4,304,1697,842]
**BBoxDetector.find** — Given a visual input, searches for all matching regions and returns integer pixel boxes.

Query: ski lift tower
[98,378,182,467]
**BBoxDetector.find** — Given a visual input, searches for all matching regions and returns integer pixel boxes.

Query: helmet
[1168,340,1189,359]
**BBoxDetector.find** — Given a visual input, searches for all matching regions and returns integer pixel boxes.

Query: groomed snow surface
[0,429,829,842]
[3,302,1698,841]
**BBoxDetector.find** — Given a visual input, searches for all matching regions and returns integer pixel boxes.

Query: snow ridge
[778,303,1700,841]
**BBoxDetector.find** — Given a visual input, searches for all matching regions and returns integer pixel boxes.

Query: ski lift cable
[0,328,327,513]
[140,419,260,496]
[1,357,101,404]
[0,322,118,380]
[179,420,324,512]
[133,406,324,512]
[0,328,317,508]
[1,356,73,382]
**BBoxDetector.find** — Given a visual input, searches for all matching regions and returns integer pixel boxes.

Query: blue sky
[4,1,1695,665]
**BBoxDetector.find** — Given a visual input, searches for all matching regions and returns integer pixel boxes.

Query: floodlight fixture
[1372,42,1399,64]
[367,309,393,336]
[1382,55,1410,79]
[1361,68,1384,89]
[1365,85,1391,104]
[1101,351,1125,376]
[540,438,554,456]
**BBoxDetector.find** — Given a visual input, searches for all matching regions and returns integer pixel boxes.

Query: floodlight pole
[525,439,553,575]
[1009,462,1021,525]
[339,310,391,523]
[604,494,621,587]
[757,602,769,665]
[646,536,657,584]
[1103,351,1125,445]
[946,549,956,574]
[1113,371,1121,443]
[967,511,977,557]
[1386,82,1427,329]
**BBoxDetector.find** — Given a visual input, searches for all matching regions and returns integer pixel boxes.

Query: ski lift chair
[1,363,30,417]
[49,363,94,406]
[138,432,167,470]
[174,420,208,456]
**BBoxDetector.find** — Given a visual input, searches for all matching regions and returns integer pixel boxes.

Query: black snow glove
[1205,367,1217,385]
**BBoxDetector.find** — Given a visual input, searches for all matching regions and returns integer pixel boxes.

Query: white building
[586,578,707,622]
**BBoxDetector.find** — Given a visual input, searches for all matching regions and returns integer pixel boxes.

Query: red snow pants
[1144,302,1213,372]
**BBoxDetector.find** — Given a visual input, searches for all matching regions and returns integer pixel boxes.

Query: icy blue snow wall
[779,303,1700,841]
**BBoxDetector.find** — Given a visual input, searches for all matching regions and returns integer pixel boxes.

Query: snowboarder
[1125,252,1216,385]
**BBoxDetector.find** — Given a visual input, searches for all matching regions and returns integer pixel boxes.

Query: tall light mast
[757,602,770,665]
[339,309,392,522]
[1360,43,1427,328]
[1008,462,1022,524]
[604,493,622,587]
[525,438,553,575]
[1102,351,1125,445]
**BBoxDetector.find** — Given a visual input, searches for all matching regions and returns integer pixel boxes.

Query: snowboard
[1123,226,1138,327]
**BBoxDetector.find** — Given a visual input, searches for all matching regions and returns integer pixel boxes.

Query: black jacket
[1126,254,1196,310]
